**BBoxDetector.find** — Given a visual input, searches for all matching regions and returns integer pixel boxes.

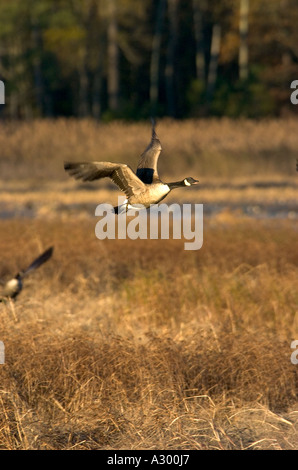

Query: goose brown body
[64,120,199,213]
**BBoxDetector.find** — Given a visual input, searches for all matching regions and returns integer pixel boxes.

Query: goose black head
[183,177,199,186]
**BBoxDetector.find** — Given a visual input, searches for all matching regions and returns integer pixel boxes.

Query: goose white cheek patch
[95,197,203,251]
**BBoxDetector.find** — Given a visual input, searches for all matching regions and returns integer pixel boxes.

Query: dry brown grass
[0,218,297,450]
[0,118,297,450]
[1,117,297,227]
[0,117,297,184]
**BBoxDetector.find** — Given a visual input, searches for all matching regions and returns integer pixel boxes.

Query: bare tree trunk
[239,0,249,80]
[78,55,89,117]
[192,0,206,82]
[206,23,221,109]
[91,1,103,120]
[92,61,102,119]
[150,0,167,117]
[107,0,119,112]
[31,23,44,116]
[165,0,179,117]
[19,41,33,119]
[32,19,53,116]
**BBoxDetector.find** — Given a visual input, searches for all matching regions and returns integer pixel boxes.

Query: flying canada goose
[64,120,199,213]
[0,246,53,301]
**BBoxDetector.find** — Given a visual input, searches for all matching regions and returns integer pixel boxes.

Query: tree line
[0,0,297,120]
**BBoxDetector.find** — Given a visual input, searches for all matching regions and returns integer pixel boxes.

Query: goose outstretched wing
[136,119,162,184]
[64,161,146,199]
[21,246,54,277]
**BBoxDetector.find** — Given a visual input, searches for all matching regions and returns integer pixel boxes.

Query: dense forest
[0,0,297,120]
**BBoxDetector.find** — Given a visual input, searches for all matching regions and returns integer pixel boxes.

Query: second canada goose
[64,120,199,213]
[0,246,53,301]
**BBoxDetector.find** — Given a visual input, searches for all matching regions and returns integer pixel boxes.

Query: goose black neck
[168,180,186,190]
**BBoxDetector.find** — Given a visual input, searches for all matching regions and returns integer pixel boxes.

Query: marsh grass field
[0,118,297,450]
